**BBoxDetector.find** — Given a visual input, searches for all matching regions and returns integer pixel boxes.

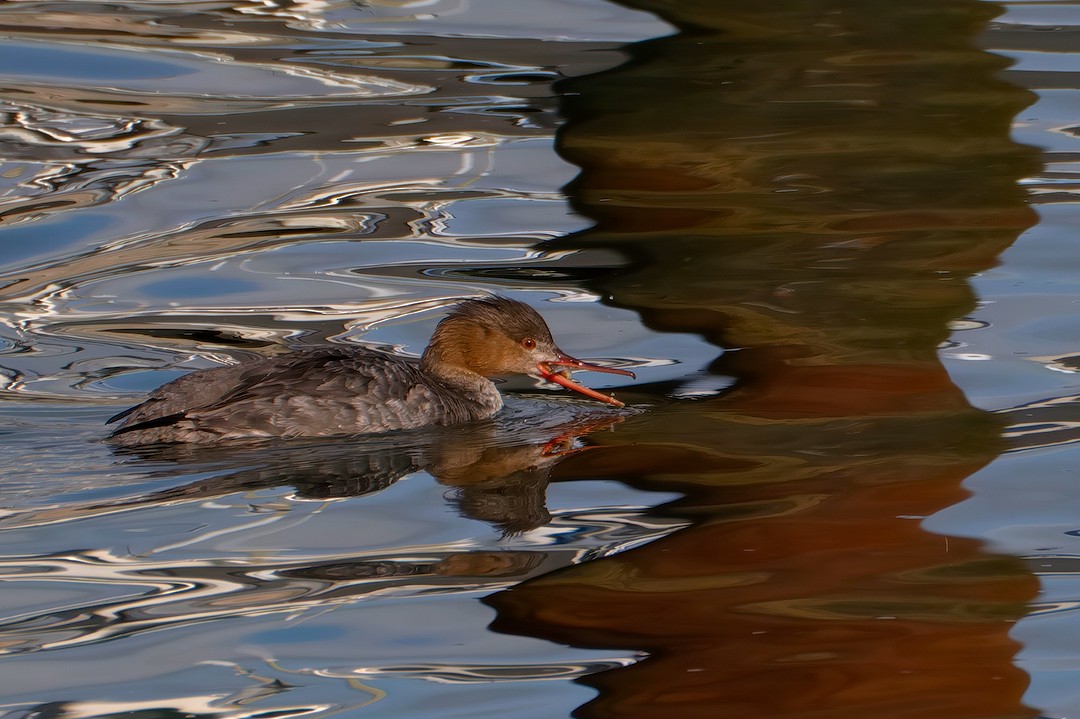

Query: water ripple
[0,504,678,659]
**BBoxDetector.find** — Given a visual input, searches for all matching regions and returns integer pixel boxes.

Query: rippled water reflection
[4,0,1080,717]
[0,400,679,717]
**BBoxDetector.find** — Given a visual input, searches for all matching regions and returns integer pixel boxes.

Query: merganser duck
[107,296,634,444]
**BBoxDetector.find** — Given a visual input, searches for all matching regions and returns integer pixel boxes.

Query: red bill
[537,353,635,408]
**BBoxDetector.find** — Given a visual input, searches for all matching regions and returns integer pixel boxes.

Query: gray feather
[109,347,502,445]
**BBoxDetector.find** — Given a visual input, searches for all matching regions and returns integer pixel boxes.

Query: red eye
[521,338,536,350]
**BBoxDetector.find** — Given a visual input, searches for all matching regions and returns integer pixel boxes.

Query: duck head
[421,296,635,407]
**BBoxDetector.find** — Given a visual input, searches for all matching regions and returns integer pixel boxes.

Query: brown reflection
[486,1,1042,717]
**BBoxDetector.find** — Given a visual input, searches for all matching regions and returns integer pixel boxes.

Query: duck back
[108,347,503,444]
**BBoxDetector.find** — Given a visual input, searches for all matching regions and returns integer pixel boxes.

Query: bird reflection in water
[98,410,625,539]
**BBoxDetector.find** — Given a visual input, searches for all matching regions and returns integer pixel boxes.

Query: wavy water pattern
[5,0,1079,717]
[0,1,679,703]
[0,503,677,657]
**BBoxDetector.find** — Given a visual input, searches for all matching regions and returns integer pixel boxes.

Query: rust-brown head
[420,296,635,407]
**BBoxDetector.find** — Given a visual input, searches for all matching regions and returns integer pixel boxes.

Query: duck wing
[110,347,465,441]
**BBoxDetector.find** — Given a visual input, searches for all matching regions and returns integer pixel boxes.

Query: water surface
[1,0,1079,717]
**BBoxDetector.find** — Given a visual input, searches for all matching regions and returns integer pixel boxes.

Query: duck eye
[521,338,536,350]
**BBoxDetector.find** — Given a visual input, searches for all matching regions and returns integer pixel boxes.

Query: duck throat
[421,320,503,412]
[424,362,503,415]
